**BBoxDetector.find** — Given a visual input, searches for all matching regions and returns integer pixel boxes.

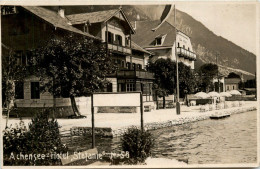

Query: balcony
[176,47,196,61]
[107,43,132,55]
[108,69,154,80]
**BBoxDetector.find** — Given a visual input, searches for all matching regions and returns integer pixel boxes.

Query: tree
[227,72,240,78]
[2,45,27,128]
[147,59,175,109]
[33,34,115,117]
[147,58,196,108]
[197,63,218,92]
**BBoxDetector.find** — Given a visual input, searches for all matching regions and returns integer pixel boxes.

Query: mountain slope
[175,10,256,74]
[133,6,256,80]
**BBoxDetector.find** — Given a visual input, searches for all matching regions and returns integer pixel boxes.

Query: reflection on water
[151,110,257,164]
[62,111,257,164]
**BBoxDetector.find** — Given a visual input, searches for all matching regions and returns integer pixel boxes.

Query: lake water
[63,110,257,164]
[151,110,257,164]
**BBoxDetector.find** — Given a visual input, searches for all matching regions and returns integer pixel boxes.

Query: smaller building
[225,78,241,91]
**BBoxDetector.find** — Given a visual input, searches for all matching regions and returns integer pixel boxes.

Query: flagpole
[174,4,180,115]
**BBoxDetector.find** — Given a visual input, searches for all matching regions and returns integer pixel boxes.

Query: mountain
[44,5,256,80]
[133,5,256,80]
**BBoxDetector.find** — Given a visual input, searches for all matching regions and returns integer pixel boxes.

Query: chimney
[58,6,65,18]
[137,14,140,21]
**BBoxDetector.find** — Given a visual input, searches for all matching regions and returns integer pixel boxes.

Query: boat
[210,112,231,119]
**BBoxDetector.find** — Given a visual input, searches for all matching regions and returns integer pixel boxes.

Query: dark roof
[22,6,98,39]
[131,41,152,55]
[67,8,135,34]
[225,78,241,84]
[131,20,176,48]
[67,9,118,24]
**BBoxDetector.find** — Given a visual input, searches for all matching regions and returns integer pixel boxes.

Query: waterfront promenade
[2,101,257,137]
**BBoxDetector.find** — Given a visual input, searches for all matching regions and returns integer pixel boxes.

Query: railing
[176,47,196,61]
[116,70,154,79]
[107,43,132,55]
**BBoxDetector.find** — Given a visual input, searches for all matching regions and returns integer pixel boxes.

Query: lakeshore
[2,101,257,137]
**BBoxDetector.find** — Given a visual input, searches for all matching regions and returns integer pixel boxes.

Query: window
[183,45,185,49]
[188,47,190,51]
[126,62,131,69]
[126,83,136,92]
[132,63,136,70]
[177,42,180,47]
[227,86,229,90]
[31,82,40,99]
[15,82,24,99]
[155,38,162,46]
[138,64,142,70]
[155,34,166,46]
[15,51,26,66]
[107,83,113,92]
[8,21,29,36]
[233,85,235,90]
[106,31,114,44]
[121,60,125,68]
[118,83,126,92]
[115,35,122,45]
[126,37,130,46]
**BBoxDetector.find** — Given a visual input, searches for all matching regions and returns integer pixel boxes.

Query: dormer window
[156,38,162,46]
[155,34,167,46]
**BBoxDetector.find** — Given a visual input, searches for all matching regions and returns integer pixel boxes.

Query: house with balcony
[2,6,155,117]
[67,8,154,103]
[132,20,196,69]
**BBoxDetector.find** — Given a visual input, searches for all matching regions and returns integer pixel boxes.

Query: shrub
[121,127,154,164]
[3,109,68,165]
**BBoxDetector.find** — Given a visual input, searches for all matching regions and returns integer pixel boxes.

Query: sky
[174,2,257,55]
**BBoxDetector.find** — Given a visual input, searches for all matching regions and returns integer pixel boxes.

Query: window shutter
[111,33,114,44]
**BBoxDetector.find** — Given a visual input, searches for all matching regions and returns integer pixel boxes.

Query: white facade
[146,31,195,69]
[172,31,195,69]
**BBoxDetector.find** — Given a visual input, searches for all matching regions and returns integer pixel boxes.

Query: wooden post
[174,5,180,115]
[140,92,144,132]
[130,31,132,69]
[106,22,109,57]
[91,93,95,148]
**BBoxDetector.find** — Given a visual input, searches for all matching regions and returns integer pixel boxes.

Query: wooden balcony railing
[176,47,196,61]
[107,43,132,55]
[108,69,154,80]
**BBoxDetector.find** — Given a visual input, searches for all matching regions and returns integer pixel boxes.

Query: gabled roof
[67,8,135,33]
[131,41,153,55]
[131,20,176,48]
[21,6,98,39]
[67,9,118,24]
